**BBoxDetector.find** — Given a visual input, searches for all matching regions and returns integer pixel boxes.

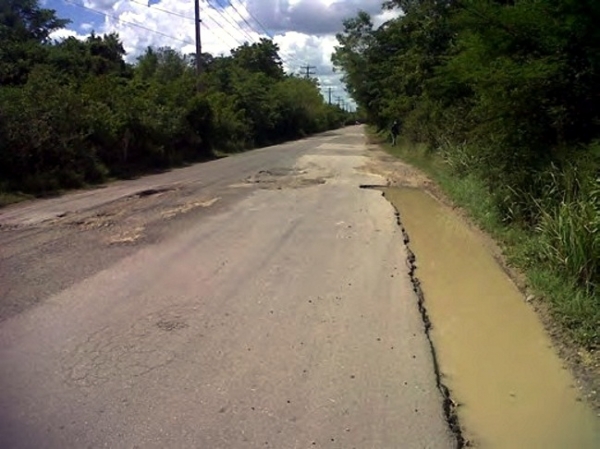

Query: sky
[46,0,400,108]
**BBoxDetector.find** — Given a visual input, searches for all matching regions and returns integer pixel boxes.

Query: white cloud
[244,0,383,35]
[49,28,88,41]
[373,7,403,27]
[83,0,120,11]
[80,22,95,32]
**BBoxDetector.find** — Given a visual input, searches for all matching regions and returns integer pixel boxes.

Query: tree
[0,0,69,84]
[231,38,284,80]
[0,0,68,42]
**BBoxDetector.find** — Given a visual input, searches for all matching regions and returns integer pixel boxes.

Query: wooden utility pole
[328,87,333,105]
[300,65,317,79]
[194,0,202,90]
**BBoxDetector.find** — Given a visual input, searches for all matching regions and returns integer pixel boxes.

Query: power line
[213,1,256,44]
[210,1,303,70]
[65,0,302,72]
[224,0,260,41]
[128,0,191,22]
[205,8,294,71]
[226,0,307,65]
[63,0,193,45]
[127,0,305,70]
[207,5,297,68]
[203,9,248,48]
[127,0,241,50]
[230,0,272,38]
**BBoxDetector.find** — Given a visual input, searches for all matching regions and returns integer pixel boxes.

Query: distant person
[390,120,400,146]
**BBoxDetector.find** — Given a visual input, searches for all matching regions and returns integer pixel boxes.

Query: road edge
[361,185,467,448]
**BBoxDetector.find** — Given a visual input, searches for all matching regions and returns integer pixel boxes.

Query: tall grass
[529,162,600,291]
[536,197,600,291]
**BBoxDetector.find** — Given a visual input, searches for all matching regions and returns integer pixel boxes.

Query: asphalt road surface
[0,127,455,448]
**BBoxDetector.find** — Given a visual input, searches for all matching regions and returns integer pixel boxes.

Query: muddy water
[382,187,600,448]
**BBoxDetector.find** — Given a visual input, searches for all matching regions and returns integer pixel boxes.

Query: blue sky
[46,1,99,31]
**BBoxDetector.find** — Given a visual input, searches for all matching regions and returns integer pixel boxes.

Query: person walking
[390,119,400,146]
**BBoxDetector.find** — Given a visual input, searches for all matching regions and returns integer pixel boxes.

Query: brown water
[382,187,600,448]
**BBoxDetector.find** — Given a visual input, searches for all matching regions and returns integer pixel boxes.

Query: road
[0,127,455,448]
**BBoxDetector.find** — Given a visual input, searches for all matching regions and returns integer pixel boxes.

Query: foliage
[0,0,351,197]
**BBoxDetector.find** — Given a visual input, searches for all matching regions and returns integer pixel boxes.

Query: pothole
[156,319,188,332]
[134,187,174,198]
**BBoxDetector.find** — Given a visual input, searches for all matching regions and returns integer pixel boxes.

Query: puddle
[382,187,600,448]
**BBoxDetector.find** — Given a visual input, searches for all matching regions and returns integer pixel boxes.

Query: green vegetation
[0,0,353,201]
[334,1,600,348]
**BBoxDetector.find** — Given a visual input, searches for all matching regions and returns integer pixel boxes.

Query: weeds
[536,198,600,291]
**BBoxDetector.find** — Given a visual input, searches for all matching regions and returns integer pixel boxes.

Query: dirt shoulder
[362,141,600,413]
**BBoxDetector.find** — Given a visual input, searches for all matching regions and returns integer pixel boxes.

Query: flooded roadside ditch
[381,187,600,448]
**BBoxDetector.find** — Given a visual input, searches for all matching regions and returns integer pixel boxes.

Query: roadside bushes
[0,0,351,198]
[0,67,215,190]
[0,66,105,192]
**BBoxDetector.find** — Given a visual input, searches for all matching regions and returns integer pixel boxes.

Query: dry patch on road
[161,197,221,219]
[245,167,327,190]
[107,226,145,245]
[38,189,222,246]
[361,144,433,190]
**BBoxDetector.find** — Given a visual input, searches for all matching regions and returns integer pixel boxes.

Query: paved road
[0,127,455,448]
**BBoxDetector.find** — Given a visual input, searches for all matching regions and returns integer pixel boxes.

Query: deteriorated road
[0,127,455,448]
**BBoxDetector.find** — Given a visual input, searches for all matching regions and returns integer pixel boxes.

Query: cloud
[80,22,95,32]
[83,0,120,11]
[244,0,384,36]
[49,28,88,41]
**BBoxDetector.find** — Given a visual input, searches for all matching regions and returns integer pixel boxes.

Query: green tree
[230,38,284,80]
[0,0,69,84]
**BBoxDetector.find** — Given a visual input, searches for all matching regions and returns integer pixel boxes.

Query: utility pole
[300,65,317,79]
[327,87,333,105]
[336,96,343,108]
[194,0,202,91]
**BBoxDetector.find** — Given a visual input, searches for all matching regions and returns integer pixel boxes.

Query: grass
[372,129,600,349]
[0,191,33,208]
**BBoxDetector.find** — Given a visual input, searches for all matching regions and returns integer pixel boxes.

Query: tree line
[334,1,599,316]
[0,0,352,197]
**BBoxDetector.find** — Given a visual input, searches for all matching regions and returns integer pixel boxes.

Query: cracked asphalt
[0,127,455,448]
